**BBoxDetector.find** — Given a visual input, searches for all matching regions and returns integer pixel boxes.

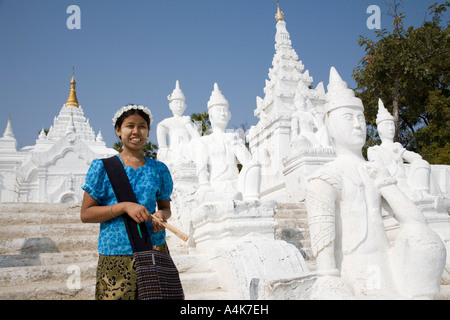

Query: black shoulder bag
[102,156,184,300]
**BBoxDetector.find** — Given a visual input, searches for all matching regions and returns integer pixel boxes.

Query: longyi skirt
[95,243,169,300]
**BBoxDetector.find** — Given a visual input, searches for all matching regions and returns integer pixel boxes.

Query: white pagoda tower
[0,73,117,203]
[247,1,331,202]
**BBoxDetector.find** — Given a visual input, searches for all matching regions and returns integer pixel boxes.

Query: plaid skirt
[95,243,169,300]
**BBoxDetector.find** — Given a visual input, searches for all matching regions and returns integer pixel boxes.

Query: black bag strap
[102,155,153,252]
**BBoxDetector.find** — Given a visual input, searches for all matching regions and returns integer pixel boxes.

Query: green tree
[112,141,122,153]
[353,1,450,164]
[142,141,158,159]
[112,140,158,159]
[191,112,211,135]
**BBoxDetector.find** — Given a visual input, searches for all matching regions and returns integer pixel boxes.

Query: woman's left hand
[152,210,167,233]
[152,200,171,233]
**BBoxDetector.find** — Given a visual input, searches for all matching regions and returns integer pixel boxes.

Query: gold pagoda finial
[66,67,79,107]
[275,0,285,22]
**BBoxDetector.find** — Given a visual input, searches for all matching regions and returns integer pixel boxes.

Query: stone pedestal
[168,161,198,186]
[164,161,199,250]
[191,200,277,252]
[282,147,335,202]
[188,199,310,299]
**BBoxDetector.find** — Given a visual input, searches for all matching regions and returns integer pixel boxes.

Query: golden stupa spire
[275,0,285,22]
[66,67,79,107]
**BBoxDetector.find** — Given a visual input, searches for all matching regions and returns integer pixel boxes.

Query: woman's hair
[114,108,151,131]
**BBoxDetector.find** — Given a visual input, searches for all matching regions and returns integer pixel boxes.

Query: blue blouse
[82,155,173,255]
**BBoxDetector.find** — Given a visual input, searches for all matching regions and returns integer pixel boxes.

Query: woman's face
[115,113,149,151]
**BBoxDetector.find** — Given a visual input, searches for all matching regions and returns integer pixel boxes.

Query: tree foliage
[353,1,450,164]
[191,112,211,135]
[113,140,158,159]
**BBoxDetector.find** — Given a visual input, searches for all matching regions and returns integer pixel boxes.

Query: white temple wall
[0,171,17,202]
[430,165,450,198]
[249,115,293,202]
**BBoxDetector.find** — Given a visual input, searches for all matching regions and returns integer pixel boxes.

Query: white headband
[112,104,153,127]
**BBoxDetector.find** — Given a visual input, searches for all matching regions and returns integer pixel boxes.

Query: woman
[80,104,174,300]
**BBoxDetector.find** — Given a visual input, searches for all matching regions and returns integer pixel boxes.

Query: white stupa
[247,1,328,202]
[0,73,117,203]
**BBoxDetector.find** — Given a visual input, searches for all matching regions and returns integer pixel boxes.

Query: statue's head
[168,80,186,117]
[326,106,366,152]
[376,99,395,142]
[169,99,186,117]
[207,83,231,130]
[324,67,366,151]
[293,81,309,111]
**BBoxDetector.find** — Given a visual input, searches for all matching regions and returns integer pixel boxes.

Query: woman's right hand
[124,202,152,224]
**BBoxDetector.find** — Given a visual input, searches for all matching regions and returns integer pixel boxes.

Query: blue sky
[0,0,448,149]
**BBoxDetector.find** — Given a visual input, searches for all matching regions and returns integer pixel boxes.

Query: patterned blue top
[82,155,173,255]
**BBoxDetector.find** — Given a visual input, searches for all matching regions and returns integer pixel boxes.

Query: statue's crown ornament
[207,83,229,110]
[376,99,394,124]
[325,67,364,114]
[167,80,186,102]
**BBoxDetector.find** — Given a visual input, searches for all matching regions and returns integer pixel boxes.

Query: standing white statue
[305,67,446,299]
[290,81,329,149]
[368,99,432,199]
[156,80,200,163]
[194,83,261,202]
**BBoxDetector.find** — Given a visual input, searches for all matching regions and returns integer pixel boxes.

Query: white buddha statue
[305,67,446,299]
[290,81,329,149]
[156,80,200,163]
[368,99,432,199]
[194,83,261,202]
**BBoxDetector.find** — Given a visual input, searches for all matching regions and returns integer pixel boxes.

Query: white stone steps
[39,250,99,266]
[0,261,97,287]
[275,220,309,231]
[170,251,231,299]
[0,250,98,268]
[0,253,42,268]
[0,281,95,300]
[0,258,227,299]
[274,206,308,224]
[0,203,81,215]
[172,253,213,274]
[0,234,99,255]
[0,269,229,300]
[0,204,81,225]
[0,211,81,225]
[0,251,227,299]
[276,202,307,210]
[274,202,314,263]
[0,223,98,240]
[180,271,224,297]
[185,287,232,300]
[0,202,229,300]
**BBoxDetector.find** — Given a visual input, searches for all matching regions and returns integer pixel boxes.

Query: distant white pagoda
[248,1,328,202]
[254,2,314,120]
[0,73,117,203]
